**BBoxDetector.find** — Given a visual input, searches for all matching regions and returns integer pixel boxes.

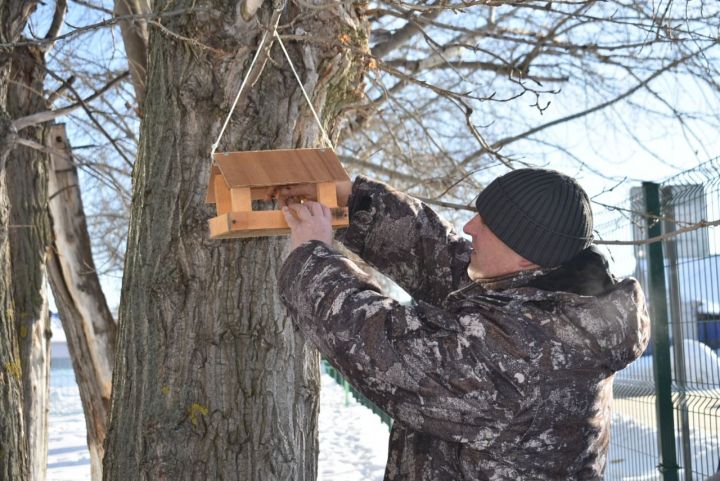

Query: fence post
[644,181,680,481]
[661,186,693,481]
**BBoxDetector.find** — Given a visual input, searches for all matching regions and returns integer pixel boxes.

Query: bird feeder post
[214,174,232,216]
[230,188,252,212]
[316,182,338,208]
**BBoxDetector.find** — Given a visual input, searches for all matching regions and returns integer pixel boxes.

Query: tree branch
[12,71,129,131]
[459,43,714,168]
[372,1,445,59]
[114,0,149,112]
[43,0,68,53]
[595,219,720,246]
[0,7,204,48]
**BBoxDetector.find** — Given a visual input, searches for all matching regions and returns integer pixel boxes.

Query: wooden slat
[206,165,222,203]
[214,175,231,215]
[208,214,231,238]
[207,208,349,239]
[316,182,338,207]
[213,148,350,188]
[230,187,252,212]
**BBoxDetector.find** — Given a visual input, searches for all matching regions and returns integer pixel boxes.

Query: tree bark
[0,2,39,480]
[103,0,368,479]
[46,124,117,481]
[6,43,52,481]
[0,112,28,481]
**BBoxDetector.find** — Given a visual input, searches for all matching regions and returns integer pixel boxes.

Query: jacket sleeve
[279,241,531,447]
[337,176,472,306]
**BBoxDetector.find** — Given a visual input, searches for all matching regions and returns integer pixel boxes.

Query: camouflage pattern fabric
[278,176,650,480]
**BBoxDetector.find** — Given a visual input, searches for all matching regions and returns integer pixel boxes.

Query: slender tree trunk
[0,112,28,481]
[103,1,368,479]
[6,43,52,481]
[0,2,39,479]
[46,124,116,481]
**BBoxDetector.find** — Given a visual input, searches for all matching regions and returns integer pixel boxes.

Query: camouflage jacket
[278,176,650,480]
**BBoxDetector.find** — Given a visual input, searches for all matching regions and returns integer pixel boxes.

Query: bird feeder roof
[211,148,349,189]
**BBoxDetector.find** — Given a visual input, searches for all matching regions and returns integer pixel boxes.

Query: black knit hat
[475,168,593,267]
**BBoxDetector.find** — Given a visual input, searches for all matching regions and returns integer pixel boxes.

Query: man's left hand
[282,201,333,250]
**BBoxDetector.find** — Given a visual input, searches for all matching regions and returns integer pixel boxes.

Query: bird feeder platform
[206,148,350,239]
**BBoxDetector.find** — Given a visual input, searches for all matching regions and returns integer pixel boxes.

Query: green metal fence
[601,159,720,481]
[322,359,393,429]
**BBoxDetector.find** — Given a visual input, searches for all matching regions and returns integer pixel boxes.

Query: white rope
[274,30,334,150]
[211,18,335,157]
[210,21,275,158]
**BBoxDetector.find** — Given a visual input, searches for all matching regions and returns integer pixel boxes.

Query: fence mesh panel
[601,158,720,480]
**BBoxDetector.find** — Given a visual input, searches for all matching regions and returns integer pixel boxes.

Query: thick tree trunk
[103,1,368,479]
[46,124,116,481]
[6,43,52,481]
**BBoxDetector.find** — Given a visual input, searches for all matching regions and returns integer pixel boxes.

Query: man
[277,169,650,480]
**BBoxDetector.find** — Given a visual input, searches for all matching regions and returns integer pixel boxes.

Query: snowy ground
[48,361,720,481]
[47,364,92,481]
[47,365,390,481]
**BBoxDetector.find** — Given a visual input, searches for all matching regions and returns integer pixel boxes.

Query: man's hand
[282,201,333,250]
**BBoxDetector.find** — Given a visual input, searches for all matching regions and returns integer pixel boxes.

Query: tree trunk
[46,123,116,481]
[6,43,52,481]
[0,112,28,481]
[0,2,39,480]
[103,1,368,479]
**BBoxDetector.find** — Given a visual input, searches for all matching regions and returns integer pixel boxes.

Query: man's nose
[463,217,476,236]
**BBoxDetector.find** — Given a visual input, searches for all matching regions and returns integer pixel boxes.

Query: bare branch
[16,137,70,159]
[13,71,129,131]
[416,196,475,212]
[43,0,68,52]
[459,43,716,169]
[595,219,720,246]
[0,7,205,48]
[114,0,149,111]
[372,2,445,59]
[41,66,135,168]
[69,0,113,15]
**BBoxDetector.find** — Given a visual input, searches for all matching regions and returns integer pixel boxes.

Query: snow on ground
[47,365,91,481]
[47,365,389,481]
[318,370,389,481]
[48,360,720,481]
[616,340,720,390]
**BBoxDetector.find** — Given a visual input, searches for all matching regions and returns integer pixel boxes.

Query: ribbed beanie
[475,168,593,267]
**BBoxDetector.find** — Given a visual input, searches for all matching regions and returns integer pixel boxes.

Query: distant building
[50,312,72,369]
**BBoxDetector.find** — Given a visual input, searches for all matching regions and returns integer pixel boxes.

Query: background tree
[0,2,42,480]
[2,2,126,478]
[6,37,52,481]
[3,2,75,478]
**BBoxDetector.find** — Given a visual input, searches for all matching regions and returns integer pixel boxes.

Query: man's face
[462,214,537,279]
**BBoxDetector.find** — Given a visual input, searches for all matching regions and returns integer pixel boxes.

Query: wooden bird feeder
[206,148,351,239]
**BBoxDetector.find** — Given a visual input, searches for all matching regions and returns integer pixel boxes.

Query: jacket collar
[474,266,559,291]
[447,266,558,302]
[449,245,616,300]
